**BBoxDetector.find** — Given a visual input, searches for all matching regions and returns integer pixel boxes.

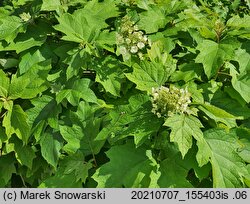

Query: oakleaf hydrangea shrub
[0,0,250,188]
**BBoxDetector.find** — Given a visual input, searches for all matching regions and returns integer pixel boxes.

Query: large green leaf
[39,168,82,188]
[92,142,159,187]
[227,15,250,28]
[0,126,8,148]
[53,0,118,43]
[97,94,162,146]
[41,0,62,12]
[5,137,36,169]
[18,49,46,75]
[211,89,250,119]
[8,75,30,100]
[59,124,84,154]
[60,101,105,155]
[61,153,93,183]
[195,39,240,79]
[198,102,239,127]
[40,131,62,168]
[231,68,250,103]
[1,20,48,54]
[125,61,169,92]
[93,57,125,97]
[3,105,31,143]
[234,128,250,163]
[0,16,24,43]
[164,114,204,158]
[53,12,89,43]
[158,144,210,187]
[227,15,250,38]
[56,78,97,105]
[197,128,250,187]
[26,95,59,129]
[81,0,119,29]
[227,49,250,103]
[234,48,250,74]
[138,5,169,33]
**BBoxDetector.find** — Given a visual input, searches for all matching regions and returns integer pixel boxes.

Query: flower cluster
[151,85,192,117]
[116,16,149,60]
[19,12,31,22]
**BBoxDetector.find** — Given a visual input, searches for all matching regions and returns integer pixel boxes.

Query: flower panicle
[151,85,192,117]
[116,15,150,60]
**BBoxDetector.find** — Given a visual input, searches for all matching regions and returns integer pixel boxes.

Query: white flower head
[151,85,192,117]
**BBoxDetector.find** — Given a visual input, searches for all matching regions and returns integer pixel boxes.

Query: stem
[87,139,98,168]
[20,174,27,188]
[217,72,231,77]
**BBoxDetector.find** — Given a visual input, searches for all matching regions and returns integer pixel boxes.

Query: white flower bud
[125,38,131,44]
[133,25,139,31]
[137,42,145,49]
[130,46,138,53]
[119,46,127,55]
[19,12,31,22]
[116,34,124,44]
[143,35,148,42]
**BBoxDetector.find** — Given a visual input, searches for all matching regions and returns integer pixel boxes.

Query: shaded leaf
[40,132,62,168]
[197,128,250,187]
[92,142,158,187]
[3,105,31,143]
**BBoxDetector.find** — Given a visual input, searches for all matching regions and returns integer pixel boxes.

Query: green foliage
[0,0,250,188]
